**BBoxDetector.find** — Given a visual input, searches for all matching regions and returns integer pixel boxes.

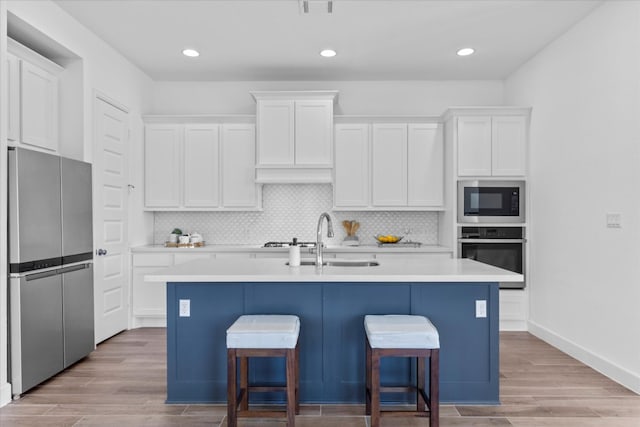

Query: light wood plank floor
[1,329,638,426]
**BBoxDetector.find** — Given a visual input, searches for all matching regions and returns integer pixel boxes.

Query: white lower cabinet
[131,253,173,327]
[499,289,528,331]
[131,252,215,327]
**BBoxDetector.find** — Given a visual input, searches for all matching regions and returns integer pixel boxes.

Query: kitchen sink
[287,260,379,267]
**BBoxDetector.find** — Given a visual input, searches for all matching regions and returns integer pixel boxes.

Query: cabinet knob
[96,249,108,256]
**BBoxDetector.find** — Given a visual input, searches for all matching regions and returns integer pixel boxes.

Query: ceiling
[53,0,602,81]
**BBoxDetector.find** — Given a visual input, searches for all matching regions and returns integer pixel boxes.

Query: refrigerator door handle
[25,269,63,282]
[58,263,91,274]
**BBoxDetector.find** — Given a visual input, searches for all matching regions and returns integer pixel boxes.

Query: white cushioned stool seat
[365,315,439,349]
[227,315,300,349]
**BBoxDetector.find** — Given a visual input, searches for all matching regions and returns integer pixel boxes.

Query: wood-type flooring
[0,328,638,426]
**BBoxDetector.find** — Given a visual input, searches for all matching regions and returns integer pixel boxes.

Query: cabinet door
[257,100,294,165]
[145,125,181,208]
[132,267,168,319]
[20,60,58,152]
[492,116,526,176]
[183,125,220,208]
[131,253,173,325]
[222,124,257,207]
[295,100,333,165]
[457,116,492,176]
[372,124,407,206]
[407,123,443,206]
[334,124,369,207]
[7,53,20,142]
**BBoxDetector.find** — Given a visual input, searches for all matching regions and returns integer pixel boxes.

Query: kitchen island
[146,257,522,405]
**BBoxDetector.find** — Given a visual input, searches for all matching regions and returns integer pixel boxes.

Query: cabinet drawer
[132,253,173,267]
[174,253,213,265]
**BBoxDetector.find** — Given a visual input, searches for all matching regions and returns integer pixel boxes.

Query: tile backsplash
[154,184,438,245]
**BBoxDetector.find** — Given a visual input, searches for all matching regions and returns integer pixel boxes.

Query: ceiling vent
[299,0,333,14]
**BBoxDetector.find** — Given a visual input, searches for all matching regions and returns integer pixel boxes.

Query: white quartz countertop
[131,244,452,254]
[144,257,523,283]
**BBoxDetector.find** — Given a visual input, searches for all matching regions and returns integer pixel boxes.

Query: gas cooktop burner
[263,241,316,248]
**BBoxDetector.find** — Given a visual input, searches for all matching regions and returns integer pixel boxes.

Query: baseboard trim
[132,317,166,328]
[0,382,12,407]
[500,319,528,331]
[528,320,640,394]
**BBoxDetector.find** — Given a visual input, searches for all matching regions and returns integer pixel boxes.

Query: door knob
[96,249,108,256]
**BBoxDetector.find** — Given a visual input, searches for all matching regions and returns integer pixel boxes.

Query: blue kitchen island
[146,257,523,405]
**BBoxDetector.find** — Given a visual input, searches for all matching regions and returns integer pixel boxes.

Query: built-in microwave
[457,180,525,223]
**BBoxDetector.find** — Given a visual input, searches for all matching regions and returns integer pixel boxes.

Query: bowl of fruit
[374,234,403,244]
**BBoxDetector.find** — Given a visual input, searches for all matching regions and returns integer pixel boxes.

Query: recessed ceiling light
[182,48,200,58]
[320,49,337,58]
[457,48,475,57]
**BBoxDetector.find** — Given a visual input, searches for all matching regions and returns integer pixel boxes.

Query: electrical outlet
[476,300,487,318]
[179,299,190,317]
[606,212,622,228]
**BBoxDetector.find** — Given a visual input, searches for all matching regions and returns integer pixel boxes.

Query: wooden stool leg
[240,356,249,411]
[286,348,296,426]
[227,349,237,427]
[365,338,372,415]
[295,344,300,415]
[370,350,381,427]
[417,356,426,412]
[430,349,440,427]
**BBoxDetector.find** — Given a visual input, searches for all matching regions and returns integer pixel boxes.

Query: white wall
[0,0,10,408]
[151,80,504,116]
[0,0,154,406]
[6,0,155,247]
[505,2,640,393]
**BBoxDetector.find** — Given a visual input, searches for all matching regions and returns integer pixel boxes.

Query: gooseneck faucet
[316,212,334,266]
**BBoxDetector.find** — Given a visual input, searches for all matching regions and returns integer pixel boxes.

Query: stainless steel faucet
[316,212,334,266]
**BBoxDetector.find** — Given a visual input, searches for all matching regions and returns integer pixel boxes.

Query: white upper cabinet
[8,39,62,153]
[7,53,20,142]
[252,91,338,183]
[457,116,492,176]
[145,125,181,208]
[256,100,295,165]
[222,124,257,208]
[491,116,527,176]
[183,125,220,208]
[334,124,370,208]
[144,121,260,211]
[294,100,333,165]
[457,114,527,177]
[408,124,444,206]
[334,122,444,210]
[372,124,408,206]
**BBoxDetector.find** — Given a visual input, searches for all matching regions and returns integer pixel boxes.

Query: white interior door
[93,96,129,344]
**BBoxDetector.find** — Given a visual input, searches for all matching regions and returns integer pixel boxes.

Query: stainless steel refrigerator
[8,147,95,397]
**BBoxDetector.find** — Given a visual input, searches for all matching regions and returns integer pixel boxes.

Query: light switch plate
[606,212,622,228]
[179,299,190,317]
[476,300,487,318]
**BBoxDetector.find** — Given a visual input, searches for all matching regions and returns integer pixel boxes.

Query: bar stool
[226,315,300,427]
[364,314,440,427]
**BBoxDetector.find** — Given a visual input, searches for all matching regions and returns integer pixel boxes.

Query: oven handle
[458,238,527,243]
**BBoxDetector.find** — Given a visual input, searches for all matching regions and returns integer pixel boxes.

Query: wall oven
[458,226,526,289]
[458,180,525,223]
